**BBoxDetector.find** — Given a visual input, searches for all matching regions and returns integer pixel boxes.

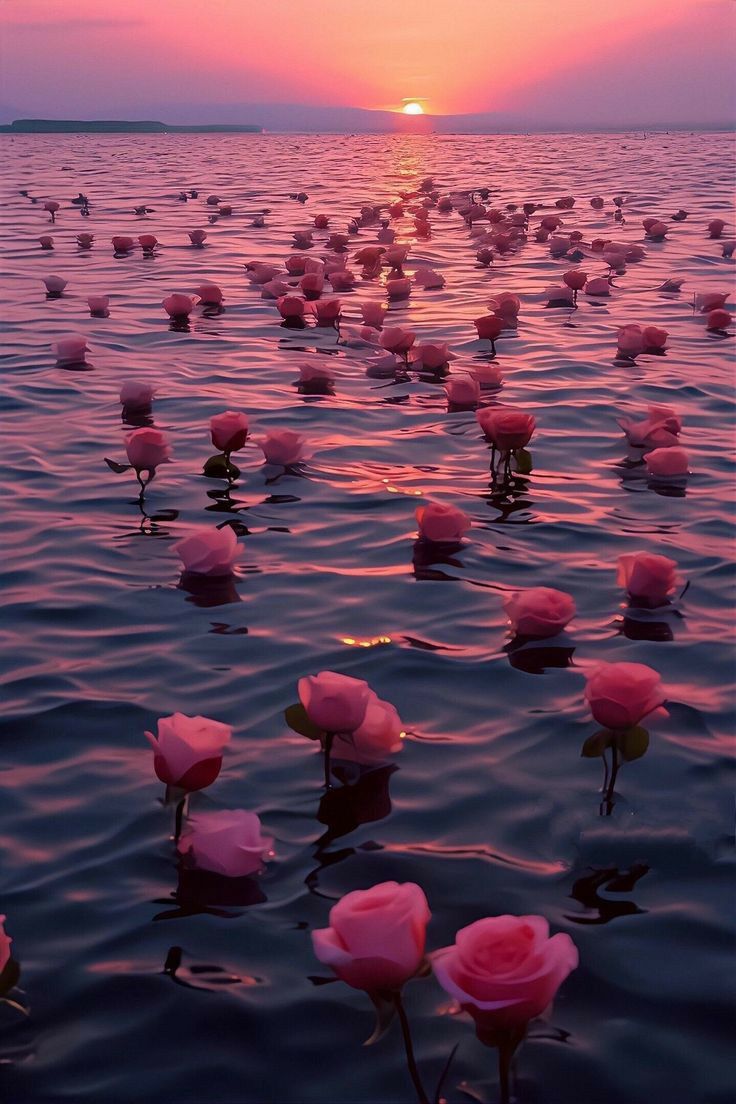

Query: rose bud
[312,882,430,991]
[446,376,481,406]
[410,342,454,372]
[311,299,342,326]
[361,301,388,328]
[120,381,155,410]
[707,218,726,239]
[642,325,668,350]
[694,292,728,313]
[138,234,158,252]
[617,324,644,356]
[470,362,504,388]
[76,232,94,249]
[617,404,681,449]
[474,314,503,341]
[413,267,445,288]
[210,411,249,454]
[584,661,666,730]
[416,502,471,543]
[112,235,136,253]
[705,308,732,331]
[590,196,605,209]
[163,293,197,318]
[88,295,109,314]
[175,525,239,576]
[617,552,678,608]
[379,327,416,355]
[53,335,88,364]
[125,427,171,472]
[503,587,576,638]
[145,712,232,790]
[38,235,54,249]
[44,274,67,294]
[196,283,224,305]
[329,269,357,291]
[178,810,273,878]
[260,429,306,466]
[276,294,306,319]
[563,269,587,291]
[298,671,372,733]
[432,915,578,1035]
[189,229,207,245]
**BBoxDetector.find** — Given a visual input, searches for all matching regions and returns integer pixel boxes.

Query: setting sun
[402,101,424,115]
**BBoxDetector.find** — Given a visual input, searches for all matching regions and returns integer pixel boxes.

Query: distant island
[0,119,262,134]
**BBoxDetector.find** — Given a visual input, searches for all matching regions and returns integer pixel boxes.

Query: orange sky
[0,0,734,125]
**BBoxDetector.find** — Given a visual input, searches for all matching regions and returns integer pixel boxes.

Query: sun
[402,101,424,115]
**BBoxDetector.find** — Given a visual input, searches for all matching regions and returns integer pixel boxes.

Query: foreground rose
[260,429,306,466]
[210,410,249,454]
[175,525,238,576]
[312,882,430,991]
[332,695,404,765]
[416,502,471,543]
[178,809,272,878]
[503,587,576,638]
[145,712,232,790]
[125,427,171,472]
[298,671,371,733]
[617,551,678,607]
[585,661,666,730]
[0,916,11,976]
[432,915,578,1034]
[477,408,536,452]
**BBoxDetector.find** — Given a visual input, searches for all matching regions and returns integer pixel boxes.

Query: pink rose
[584,661,666,730]
[644,447,689,477]
[261,279,291,300]
[470,363,504,388]
[645,220,668,240]
[476,408,535,452]
[245,263,282,285]
[39,235,54,249]
[189,230,207,245]
[563,270,587,291]
[617,552,678,607]
[298,671,372,733]
[312,882,430,991]
[416,502,471,543]
[300,272,325,297]
[285,254,308,275]
[386,277,411,299]
[112,235,135,253]
[293,231,313,248]
[446,376,481,405]
[44,274,67,294]
[145,712,232,790]
[694,292,728,313]
[163,293,197,318]
[411,342,454,370]
[138,234,158,252]
[314,214,329,229]
[546,285,575,306]
[489,293,521,320]
[706,309,732,331]
[0,916,12,976]
[361,301,387,328]
[379,327,416,355]
[175,525,238,576]
[210,411,249,454]
[261,429,306,466]
[383,245,409,268]
[53,335,88,364]
[708,219,726,238]
[474,314,503,341]
[311,299,342,326]
[584,277,610,297]
[76,233,93,248]
[328,232,349,251]
[330,270,357,291]
[617,405,681,449]
[590,196,605,209]
[120,381,154,409]
[125,427,171,471]
[277,295,306,319]
[178,810,272,878]
[332,695,404,764]
[299,361,336,383]
[617,324,644,356]
[642,326,668,350]
[432,915,578,1034]
[413,267,445,289]
[503,587,576,638]
[196,284,224,305]
[353,246,385,267]
[88,295,109,314]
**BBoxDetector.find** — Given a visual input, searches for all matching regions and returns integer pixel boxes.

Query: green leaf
[203,454,240,479]
[363,990,397,1046]
[617,726,650,762]
[581,729,613,758]
[284,703,324,741]
[514,448,533,474]
[104,458,131,474]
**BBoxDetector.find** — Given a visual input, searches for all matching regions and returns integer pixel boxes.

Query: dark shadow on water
[565,862,650,925]
[178,571,241,608]
[317,764,397,845]
[412,538,466,580]
[162,946,259,991]
[505,637,576,674]
[154,866,267,920]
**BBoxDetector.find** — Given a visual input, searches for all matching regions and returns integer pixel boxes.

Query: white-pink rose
[416,502,471,543]
[260,429,306,466]
[145,712,232,790]
[175,525,238,576]
[178,810,272,878]
[125,427,171,471]
[503,587,576,638]
[298,671,371,734]
[584,661,666,730]
[332,694,404,764]
[617,552,678,607]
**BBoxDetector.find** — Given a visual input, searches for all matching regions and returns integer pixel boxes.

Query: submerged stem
[173,795,187,842]
[323,731,334,789]
[393,991,430,1104]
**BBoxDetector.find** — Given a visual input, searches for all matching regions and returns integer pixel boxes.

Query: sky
[0,0,734,129]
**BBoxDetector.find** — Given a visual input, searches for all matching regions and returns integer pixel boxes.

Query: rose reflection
[121,404,154,428]
[127,502,179,538]
[154,864,267,921]
[163,946,257,991]
[566,862,650,925]
[178,570,241,608]
[620,611,677,642]
[618,461,688,499]
[412,538,466,581]
[317,763,397,844]
[504,637,576,674]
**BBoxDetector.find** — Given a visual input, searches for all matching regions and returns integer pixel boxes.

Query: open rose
[584,662,666,730]
[145,712,232,790]
[416,502,471,543]
[332,695,404,765]
[477,408,535,452]
[432,915,578,1035]
[178,810,272,878]
[312,882,430,991]
[617,552,678,607]
[298,671,372,734]
[503,587,576,638]
[175,525,238,576]
[260,429,306,466]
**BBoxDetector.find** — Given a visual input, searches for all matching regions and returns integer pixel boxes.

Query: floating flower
[617,552,678,607]
[332,696,404,765]
[196,283,224,305]
[120,381,154,410]
[617,405,681,449]
[88,295,109,314]
[178,810,272,878]
[125,427,171,473]
[189,229,207,245]
[416,502,471,543]
[312,882,430,991]
[477,408,536,452]
[163,293,197,318]
[210,411,249,454]
[360,301,387,328]
[411,341,454,371]
[260,429,306,466]
[584,662,666,730]
[445,375,481,405]
[175,525,239,577]
[145,712,232,790]
[379,326,416,356]
[503,587,576,638]
[298,672,372,734]
[644,447,690,478]
[44,274,67,294]
[53,335,87,364]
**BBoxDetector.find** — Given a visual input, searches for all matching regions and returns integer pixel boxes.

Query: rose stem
[173,795,188,843]
[393,991,429,1104]
[605,741,621,816]
[323,732,334,789]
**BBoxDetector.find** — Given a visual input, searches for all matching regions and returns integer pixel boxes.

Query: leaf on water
[363,991,397,1046]
[104,458,131,474]
[514,448,533,474]
[618,726,650,762]
[284,703,324,741]
[581,730,613,758]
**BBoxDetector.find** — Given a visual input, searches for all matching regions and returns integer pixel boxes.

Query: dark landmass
[0,119,262,134]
